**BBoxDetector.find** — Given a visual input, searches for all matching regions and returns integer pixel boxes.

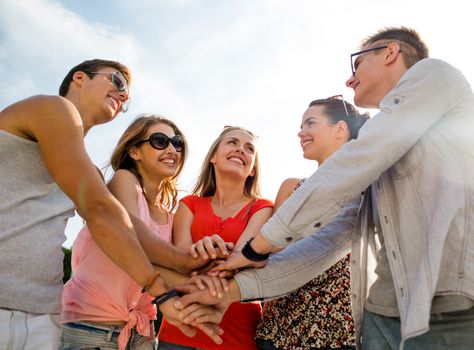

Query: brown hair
[109,114,187,211]
[59,59,131,96]
[193,126,261,199]
[361,26,429,69]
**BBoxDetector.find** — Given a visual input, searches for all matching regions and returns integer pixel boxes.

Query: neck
[140,172,165,206]
[211,174,249,205]
[64,93,93,135]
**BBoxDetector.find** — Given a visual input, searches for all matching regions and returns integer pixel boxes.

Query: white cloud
[2,0,474,247]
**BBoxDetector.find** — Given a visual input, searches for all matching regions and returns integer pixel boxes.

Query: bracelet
[141,271,161,294]
[241,237,270,262]
[151,288,182,306]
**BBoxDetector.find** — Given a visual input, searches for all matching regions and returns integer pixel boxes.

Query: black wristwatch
[241,237,270,262]
[151,288,182,306]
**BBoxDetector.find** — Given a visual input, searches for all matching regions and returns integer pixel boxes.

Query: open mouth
[161,158,177,167]
[228,156,245,165]
[301,139,313,150]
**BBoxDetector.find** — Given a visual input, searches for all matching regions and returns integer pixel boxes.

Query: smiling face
[298,105,347,164]
[210,129,257,179]
[79,66,130,124]
[130,122,182,181]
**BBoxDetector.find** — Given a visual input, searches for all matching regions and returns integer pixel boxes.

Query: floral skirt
[255,254,355,350]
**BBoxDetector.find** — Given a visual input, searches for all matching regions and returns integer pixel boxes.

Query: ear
[384,42,402,66]
[335,120,349,140]
[249,167,256,177]
[210,153,217,164]
[72,71,87,88]
[128,146,140,161]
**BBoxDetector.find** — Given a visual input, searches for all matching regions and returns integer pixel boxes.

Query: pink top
[62,187,173,350]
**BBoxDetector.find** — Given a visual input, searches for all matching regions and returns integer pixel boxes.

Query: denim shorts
[60,321,156,350]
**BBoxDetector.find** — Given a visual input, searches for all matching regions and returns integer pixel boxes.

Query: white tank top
[0,131,74,313]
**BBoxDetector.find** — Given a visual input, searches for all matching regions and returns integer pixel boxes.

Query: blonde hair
[109,114,187,211]
[193,126,261,198]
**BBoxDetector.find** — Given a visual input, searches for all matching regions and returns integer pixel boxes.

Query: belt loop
[106,326,117,342]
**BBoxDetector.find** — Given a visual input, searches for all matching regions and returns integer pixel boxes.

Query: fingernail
[174,301,182,308]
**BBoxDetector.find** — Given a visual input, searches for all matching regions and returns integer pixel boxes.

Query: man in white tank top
[0,60,223,349]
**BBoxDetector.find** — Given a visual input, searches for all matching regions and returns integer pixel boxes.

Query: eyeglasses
[87,71,130,112]
[350,45,388,76]
[326,94,349,119]
[136,132,185,152]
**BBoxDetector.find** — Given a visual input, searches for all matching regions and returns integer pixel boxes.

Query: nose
[346,75,356,89]
[118,90,129,102]
[297,129,305,138]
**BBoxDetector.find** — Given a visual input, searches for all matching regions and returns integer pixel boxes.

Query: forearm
[235,197,359,300]
[154,265,188,286]
[236,229,351,301]
[130,214,194,274]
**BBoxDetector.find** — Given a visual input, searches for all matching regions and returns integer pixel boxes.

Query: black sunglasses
[350,45,388,76]
[136,132,184,152]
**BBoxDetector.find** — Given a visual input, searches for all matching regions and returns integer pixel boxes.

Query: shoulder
[274,177,302,210]
[406,58,466,84]
[0,95,82,140]
[107,169,141,193]
[253,198,274,209]
[278,177,302,195]
[178,194,202,211]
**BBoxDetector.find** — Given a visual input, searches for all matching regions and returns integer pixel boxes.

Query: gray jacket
[235,58,474,349]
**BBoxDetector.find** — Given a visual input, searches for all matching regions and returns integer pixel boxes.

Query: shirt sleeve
[248,199,273,216]
[179,195,198,214]
[261,58,470,248]
[235,195,360,301]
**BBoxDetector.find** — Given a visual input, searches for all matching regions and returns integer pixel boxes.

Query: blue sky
[1,0,473,247]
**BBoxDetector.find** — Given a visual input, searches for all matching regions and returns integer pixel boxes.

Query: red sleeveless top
[159,195,273,349]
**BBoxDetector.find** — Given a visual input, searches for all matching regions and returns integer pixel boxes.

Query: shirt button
[314,222,321,228]
[285,237,293,242]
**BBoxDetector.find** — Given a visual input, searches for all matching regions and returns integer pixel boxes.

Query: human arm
[106,170,206,274]
[227,196,359,301]
[223,59,468,257]
[174,200,233,260]
[273,178,301,211]
[9,96,165,296]
[233,205,273,251]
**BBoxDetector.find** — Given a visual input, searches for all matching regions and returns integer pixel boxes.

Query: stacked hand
[159,293,225,344]
[162,234,270,344]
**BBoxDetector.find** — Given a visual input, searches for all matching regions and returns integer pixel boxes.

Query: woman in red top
[158,126,273,350]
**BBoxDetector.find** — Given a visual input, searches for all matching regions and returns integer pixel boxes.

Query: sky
[1,0,473,247]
